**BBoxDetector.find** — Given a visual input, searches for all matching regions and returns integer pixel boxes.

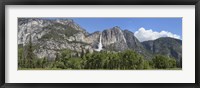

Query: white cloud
[134,27,181,42]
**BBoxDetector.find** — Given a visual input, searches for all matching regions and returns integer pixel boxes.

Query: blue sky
[71,18,182,36]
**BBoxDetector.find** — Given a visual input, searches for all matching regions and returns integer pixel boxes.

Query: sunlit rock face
[101,26,128,51]
[18,18,90,60]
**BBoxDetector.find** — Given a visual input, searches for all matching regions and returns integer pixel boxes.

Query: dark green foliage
[18,48,24,68]
[143,60,151,69]
[18,48,178,70]
[18,34,37,68]
[65,57,82,69]
[35,58,43,68]
[26,35,34,68]
[53,61,65,69]
[152,55,177,69]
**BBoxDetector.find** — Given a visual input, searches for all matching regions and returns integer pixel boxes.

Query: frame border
[0,0,200,88]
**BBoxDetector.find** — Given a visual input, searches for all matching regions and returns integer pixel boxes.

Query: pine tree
[55,52,60,61]
[80,45,84,58]
[26,33,35,68]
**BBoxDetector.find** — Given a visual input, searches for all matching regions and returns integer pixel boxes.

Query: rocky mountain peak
[112,26,121,29]
[101,26,127,51]
[105,26,122,32]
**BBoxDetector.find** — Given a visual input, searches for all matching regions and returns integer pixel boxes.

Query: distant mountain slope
[142,37,182,67]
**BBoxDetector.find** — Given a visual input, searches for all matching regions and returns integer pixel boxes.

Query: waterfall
[94,34,103,52]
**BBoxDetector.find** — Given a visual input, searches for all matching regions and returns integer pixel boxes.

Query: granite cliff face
[18,18,182,62]
[101,26,128,51]
[18,18,90,60]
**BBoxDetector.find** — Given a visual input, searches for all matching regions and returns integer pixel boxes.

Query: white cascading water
[94,34,103,52]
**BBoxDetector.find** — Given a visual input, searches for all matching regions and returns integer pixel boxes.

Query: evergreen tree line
[18,48,178,70]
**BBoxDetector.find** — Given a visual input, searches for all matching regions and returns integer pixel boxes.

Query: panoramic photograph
[18,18,182,70]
